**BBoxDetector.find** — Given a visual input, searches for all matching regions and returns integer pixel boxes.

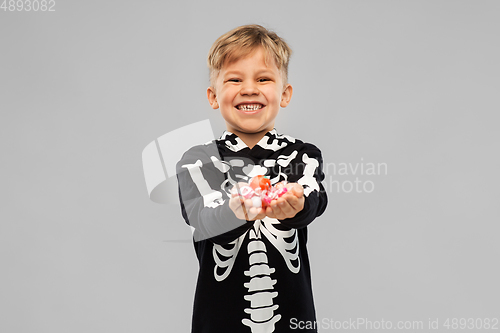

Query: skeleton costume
[176,129,328,333]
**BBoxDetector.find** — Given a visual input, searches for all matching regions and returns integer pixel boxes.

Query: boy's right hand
[229,182,267,221]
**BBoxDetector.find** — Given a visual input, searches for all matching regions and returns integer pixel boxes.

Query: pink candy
[239,186,255,199]
[232,181,288,208]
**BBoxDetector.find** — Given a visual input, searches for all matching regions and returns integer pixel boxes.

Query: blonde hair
[207,24,292,91]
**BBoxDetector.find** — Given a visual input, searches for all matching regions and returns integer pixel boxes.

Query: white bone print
[259,217,300,273]
[213,233,245,282]
[182,160,223,208]
[212,218,300,332]
[297,153,320,196]
[241,220,281,332]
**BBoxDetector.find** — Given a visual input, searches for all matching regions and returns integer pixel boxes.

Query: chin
[241,127,271,135]
[229,120,273,134]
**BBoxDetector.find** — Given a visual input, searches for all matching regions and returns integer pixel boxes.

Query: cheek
[267,88,282,103]
[221,91,236,105]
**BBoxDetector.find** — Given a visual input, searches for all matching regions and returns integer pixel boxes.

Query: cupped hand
[265,183,305,220]
[229,182,266,221]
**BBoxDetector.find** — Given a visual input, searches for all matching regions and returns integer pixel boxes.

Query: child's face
[207,47,292,137]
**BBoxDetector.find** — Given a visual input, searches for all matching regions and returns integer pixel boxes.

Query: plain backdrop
[1,1,499,332]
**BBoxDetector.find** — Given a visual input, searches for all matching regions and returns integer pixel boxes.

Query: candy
[233,176,289,208]
[249,175,271,191]
[239,185,255,199]
[277,187,288,196]
[251,196,262,208]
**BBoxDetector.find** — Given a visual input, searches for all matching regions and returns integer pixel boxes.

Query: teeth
[237,104,263,111]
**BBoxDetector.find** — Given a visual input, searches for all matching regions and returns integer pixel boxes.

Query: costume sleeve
[176,144,253,245]
[278,143,328,229]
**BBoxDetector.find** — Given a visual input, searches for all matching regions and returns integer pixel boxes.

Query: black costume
[176,129,328,332]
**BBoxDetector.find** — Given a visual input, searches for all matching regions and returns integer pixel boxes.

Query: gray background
[1,0,499,332]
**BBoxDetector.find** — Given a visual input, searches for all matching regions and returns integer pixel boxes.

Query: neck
[230,128,271,149]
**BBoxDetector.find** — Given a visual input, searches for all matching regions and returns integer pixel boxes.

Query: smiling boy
[207,45,291,149]
[176,24,328,332]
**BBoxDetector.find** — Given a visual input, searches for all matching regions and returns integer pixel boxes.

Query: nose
[240,81,259,96]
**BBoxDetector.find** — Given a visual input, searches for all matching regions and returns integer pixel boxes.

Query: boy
[176,24,328,333]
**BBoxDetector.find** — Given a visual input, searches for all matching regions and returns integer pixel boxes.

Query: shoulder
[276,132,324,156]
[176,140,220,169]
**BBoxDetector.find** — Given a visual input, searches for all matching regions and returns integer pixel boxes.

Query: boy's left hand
[265,183,304,220]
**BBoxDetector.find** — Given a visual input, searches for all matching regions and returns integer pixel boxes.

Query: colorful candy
[249,175,271,191]
[232,175,288,208]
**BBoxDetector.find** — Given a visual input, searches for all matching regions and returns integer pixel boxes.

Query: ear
[280,84,293,108]
[207,87,219,109]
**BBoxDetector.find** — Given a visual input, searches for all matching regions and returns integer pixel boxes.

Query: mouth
[234,103,265,114]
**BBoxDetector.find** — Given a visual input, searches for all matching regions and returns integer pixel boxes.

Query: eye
[228,78,240,82]
[258,78,270,82]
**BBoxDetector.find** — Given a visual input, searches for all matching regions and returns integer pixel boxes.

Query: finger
[275,181,286,189]
[265,205,276,218]
[285,193,305,212]
[256,209,267,220]
[283,193,298,206]
[246,206,256,219]
[229,197,247,220]
[252,207,267,220]
[269,200,287,218]
[290,184,304,198]
[277,198,295,217]
[234,197,250,220]
[229,197,241,210]
[244,198,254,209]
[274,198,297,219]
[235,196,248,208]
[242,198,265,220]
[247,207,264,220]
